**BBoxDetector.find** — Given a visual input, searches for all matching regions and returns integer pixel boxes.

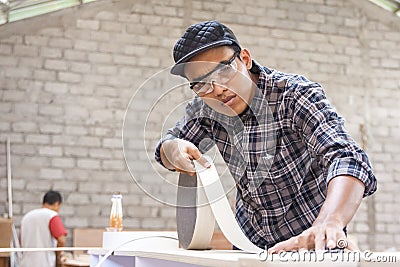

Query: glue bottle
[109,193,123,231]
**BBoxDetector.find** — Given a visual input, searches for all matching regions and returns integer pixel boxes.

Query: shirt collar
[240,60,272,119]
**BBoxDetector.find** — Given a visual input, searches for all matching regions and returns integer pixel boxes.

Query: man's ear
[239,48,253,70]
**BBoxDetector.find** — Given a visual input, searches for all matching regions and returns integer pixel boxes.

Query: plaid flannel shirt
[155,61,377,248]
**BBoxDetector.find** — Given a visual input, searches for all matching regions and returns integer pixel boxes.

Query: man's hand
[160,139,210,175]
[267,218,358,253]
[268,175,364,253]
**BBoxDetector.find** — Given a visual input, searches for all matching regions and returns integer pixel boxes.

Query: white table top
[89,248,400,267]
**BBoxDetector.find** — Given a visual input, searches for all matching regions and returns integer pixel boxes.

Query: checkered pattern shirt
[155,61,377,249]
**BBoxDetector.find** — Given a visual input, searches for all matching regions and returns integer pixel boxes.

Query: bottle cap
[112,192,122,198]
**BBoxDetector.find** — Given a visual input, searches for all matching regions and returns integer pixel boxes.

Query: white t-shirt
[20,208,59,267]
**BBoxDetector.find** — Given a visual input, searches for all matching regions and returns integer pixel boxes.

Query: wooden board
[73,228,104,251]
[0,218,12,257]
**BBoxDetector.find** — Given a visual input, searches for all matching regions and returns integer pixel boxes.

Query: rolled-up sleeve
[291,82,377,197]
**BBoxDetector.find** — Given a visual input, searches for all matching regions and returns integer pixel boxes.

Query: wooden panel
[0,257,9,267]
[0,218,12,249]
[73,228,104,248]
[0,219,12,267]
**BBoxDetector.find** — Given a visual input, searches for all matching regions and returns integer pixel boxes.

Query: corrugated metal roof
[0,0,398,27]
[0,0,97,26]
[368,0,400,16]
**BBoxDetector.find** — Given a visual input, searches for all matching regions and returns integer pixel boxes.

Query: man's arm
[55,235,66,267]
[268,175,364,252]
[50,215,67,267]
[56,235,66,247]
[269,83,377,252]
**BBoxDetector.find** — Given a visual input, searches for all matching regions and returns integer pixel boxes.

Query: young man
[155,20,377,252]
[20,190,67,267]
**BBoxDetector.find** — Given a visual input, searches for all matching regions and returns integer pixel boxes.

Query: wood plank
[0,219,12,249]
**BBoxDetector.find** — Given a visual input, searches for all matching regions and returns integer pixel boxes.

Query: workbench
[89,232,400,267]
[89,248,400,267]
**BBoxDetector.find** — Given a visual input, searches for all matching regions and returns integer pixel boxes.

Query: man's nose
[211,81,226,96]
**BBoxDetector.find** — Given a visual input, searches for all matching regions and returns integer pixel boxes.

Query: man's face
[184,46,256,116]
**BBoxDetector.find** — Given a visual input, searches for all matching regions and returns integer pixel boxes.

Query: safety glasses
[189,51,239,96]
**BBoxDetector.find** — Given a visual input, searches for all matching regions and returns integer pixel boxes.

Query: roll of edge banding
[176,156,263,254]
[176,172,215,250]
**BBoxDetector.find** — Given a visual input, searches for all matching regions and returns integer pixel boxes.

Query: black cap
[171,20,241,77]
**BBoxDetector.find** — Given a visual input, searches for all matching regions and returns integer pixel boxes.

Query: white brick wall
[0,0,399,250]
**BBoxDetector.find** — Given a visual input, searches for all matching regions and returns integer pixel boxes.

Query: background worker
[20,190,67,267]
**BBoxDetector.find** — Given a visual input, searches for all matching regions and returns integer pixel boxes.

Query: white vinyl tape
[186,156,263,254]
